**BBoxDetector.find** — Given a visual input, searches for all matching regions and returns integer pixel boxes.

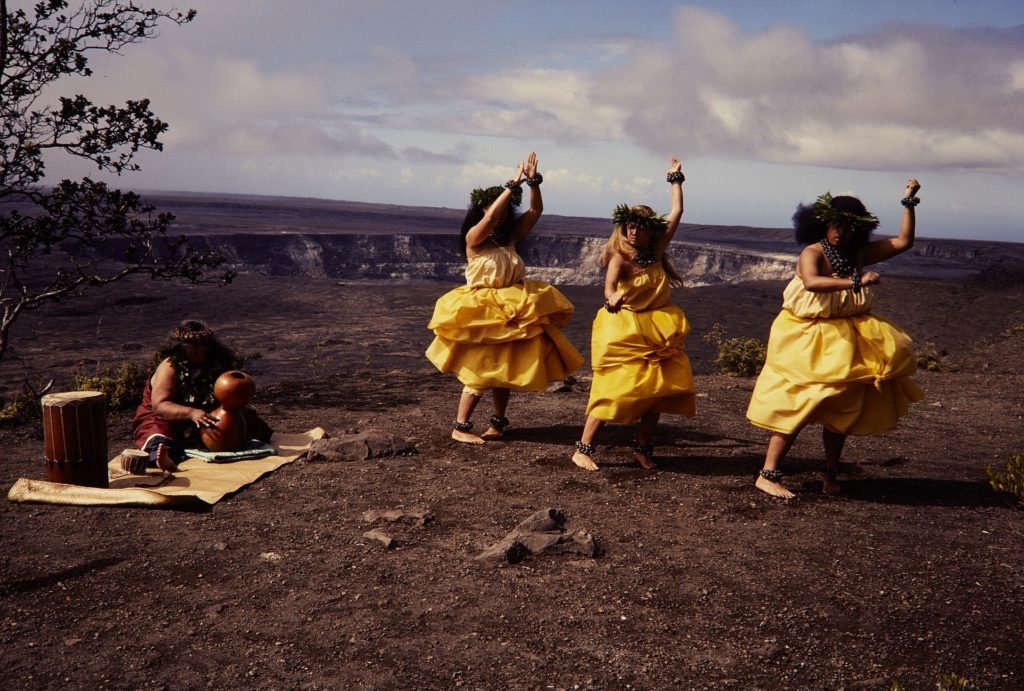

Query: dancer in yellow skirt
[427,152,584,444]
[571,157,695,471]
[747,179,925,498]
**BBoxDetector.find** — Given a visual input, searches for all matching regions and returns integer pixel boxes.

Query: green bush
[987,452,1024,505]
[72,360,150,411]
[0,393,36,427]
[915,342,960,373]
[703,323,767,377]
[0,379,50,427]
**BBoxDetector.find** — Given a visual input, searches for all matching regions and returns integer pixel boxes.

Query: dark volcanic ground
[1,266,1023,689]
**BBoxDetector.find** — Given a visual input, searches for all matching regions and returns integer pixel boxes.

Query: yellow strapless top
[617,263,671,312]
[464,245,526,288]
[782,275,874,319]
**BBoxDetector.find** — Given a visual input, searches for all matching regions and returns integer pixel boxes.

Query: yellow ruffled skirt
[426,280,583,391]
[586,304,696,423]
[746,309,924,435]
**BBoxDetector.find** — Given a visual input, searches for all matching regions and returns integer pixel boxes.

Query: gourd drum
[200,371,255,452]
[41,391,109,488]
[200,408,247,452]
[213,371,255,410]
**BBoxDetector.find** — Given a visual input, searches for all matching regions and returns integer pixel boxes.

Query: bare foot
[822,473,841,495]
[571,451,598,471]
[480,425,504,440]
[451,429,485,445]
[755,474,794,499]
[633,449,656,470]
[155,443,179,473]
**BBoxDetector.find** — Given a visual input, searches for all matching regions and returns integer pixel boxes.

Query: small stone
[308,430,416,461]
[362,506,434,527]
[64,638,83,647]
[363,529,395,548]
[259,552,282,561]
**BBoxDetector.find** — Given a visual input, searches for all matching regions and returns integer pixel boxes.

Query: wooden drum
[41,391,109,488]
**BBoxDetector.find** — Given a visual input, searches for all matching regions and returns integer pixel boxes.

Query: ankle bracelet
[574,440,596,456]
[759,468,783,482]
[452,420,473,432]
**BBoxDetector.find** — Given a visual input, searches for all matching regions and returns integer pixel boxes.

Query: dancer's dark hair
[459,204,517,256]
[793,194,875,249]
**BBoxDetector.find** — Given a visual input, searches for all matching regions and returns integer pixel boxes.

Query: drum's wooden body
[41,391,109,488]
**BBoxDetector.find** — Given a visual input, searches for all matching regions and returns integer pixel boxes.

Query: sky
[18,0,1024,242]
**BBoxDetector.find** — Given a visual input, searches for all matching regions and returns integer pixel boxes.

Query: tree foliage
[0,0,233,361]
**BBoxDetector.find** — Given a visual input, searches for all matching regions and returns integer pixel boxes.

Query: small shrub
[915,342,960,373]
[309,340,333,378]
[938,672,970,690]
[1003,323,1024,337]
[986,452,1024,505]
[890,672,969,691]
[72,360,149,411]
[703,323,767,377]
[0,393,36,427]
[0,379,51,427]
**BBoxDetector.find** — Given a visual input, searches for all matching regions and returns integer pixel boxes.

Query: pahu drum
[41,390,109,488]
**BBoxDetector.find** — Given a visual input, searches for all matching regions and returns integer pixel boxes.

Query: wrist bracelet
[900,196,920,208]
[504,179,523,192]
[526,173,543,187]
[850,272,862,294]
[666,171,685,184]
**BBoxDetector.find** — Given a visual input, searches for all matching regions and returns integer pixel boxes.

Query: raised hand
[667,156,682,175]
[523,151,538,179]
[904,178,921,199]
[513,160,526,184]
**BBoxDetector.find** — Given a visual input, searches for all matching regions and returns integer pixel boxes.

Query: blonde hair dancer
[571,157,695,471]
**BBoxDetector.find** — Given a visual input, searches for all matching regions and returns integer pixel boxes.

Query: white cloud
[584,8,1024,172]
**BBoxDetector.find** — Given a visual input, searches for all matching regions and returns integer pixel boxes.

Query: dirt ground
[1,268,1023,689]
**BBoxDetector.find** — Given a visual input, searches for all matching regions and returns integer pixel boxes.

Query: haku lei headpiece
[471,185,522,209]
[611,204,668,233]
[812,192,879,233]
[172,321,213,343]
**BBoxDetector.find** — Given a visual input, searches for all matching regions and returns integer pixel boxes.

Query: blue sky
[24,1,1024,241]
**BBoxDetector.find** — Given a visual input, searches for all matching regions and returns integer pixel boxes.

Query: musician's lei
[169,355,218,409]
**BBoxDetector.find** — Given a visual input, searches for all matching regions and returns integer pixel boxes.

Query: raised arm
[464,161,527,251]
[659,157,685,251]
[862,178,920,266]
[511,151,542,244]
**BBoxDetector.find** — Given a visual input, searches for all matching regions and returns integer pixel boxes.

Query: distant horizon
[134,186,1023,246]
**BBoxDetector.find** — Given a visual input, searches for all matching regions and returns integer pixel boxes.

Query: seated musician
[130,320,271,471]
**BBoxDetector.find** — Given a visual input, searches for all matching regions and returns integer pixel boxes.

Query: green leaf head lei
[611,204,668,234]
[471,185,522,209]
[812,192,879,234]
